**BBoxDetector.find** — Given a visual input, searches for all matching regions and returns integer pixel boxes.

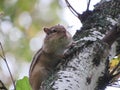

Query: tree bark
[42,0,120,90]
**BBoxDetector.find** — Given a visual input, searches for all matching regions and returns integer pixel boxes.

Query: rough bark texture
[42,0,120,90]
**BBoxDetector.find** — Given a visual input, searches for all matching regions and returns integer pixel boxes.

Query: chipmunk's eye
[52,29,57,33]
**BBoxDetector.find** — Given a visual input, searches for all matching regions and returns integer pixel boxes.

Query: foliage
[109,55,120,79]
[16,76,32,90]
[110,56,120,69]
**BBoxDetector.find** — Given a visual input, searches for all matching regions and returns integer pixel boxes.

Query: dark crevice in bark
[95,58,110,90]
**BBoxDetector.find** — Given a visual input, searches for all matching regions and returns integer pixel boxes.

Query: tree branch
[0,42,16,90]
[102,24,120,47]
[65,0,80,17]
[0,80,7,90]
[86,0,91,11]
[65,0,93,22]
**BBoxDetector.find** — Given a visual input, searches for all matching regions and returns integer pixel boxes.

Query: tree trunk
[42,0,120,90]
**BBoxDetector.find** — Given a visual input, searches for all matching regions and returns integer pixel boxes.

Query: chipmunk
[29,25,73,90]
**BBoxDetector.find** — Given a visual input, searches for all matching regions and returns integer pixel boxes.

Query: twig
[65,0,80,17]
[108,84,120,88]
[111,71,120,79]
[0,42,16,90]
[65,0,93,22]
[0,80,7,90]
[86,0,91,11]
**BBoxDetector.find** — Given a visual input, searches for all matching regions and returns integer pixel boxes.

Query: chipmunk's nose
[63,30,66,33]
[62,30,66,36]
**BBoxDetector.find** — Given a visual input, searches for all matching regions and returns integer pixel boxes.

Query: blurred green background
[0,0,66,88]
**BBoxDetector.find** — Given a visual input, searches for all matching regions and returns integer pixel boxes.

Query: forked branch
[65,0,80,17]
[65,0,93,22]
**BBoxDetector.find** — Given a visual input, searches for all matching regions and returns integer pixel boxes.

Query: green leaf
[16,76,32,90]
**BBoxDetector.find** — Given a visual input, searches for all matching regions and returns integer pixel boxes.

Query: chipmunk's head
[44,24,67,37]
[43,25,72,54]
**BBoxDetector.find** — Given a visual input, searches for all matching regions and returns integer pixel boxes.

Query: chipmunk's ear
[44,28,51,35]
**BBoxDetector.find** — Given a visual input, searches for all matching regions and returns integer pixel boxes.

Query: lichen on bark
[42,0,120,90]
